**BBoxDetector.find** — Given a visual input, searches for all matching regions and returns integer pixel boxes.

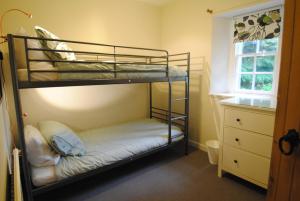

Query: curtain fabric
[234,8,282,43]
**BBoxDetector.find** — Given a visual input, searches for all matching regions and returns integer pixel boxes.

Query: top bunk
[7,34,190,89]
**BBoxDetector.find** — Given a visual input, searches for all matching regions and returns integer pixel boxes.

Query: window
[210,7,282,96]
[232,7,282,95]
[234,38,280,94]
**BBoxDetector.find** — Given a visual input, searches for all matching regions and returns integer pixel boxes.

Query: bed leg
[184,139,189,155]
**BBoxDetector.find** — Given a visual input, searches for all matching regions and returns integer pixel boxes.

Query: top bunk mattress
[31,118,183,187]
[18,63,187,81]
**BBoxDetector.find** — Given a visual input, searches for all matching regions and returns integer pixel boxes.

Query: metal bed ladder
[168,53,190,155]
[168,78,189,155]
[149,53,190,155]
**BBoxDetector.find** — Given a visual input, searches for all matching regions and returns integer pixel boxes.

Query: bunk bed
[7,34,190,201]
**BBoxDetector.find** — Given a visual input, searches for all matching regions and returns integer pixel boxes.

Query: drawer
[223,145,271,185]
[224,108,275,136]
[224,127,273,158]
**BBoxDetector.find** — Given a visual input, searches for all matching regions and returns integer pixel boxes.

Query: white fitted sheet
[31,118,183,187]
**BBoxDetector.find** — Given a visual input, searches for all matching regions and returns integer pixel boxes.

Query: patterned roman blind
[234,7,282,43]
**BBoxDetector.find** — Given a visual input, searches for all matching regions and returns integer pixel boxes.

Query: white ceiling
[135,0,175,6]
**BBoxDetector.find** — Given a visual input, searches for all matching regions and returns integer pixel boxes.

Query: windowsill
[209,92,234,98]
[210,92,277,111]
[210,92,276,99]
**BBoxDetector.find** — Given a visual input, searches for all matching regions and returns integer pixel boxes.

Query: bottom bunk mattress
[31,118,184,187]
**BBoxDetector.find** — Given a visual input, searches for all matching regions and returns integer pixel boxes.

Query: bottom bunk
[24,118,184,189]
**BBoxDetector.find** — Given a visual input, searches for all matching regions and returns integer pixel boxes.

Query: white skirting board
[189,140,207,152]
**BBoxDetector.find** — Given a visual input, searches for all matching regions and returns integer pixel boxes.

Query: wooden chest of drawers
[218,101,275,189]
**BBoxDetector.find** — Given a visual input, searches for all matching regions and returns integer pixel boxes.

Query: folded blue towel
[38,121,86,157]
[51,131,86,156]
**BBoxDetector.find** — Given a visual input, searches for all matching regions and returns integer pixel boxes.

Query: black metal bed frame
[7,34,190,201]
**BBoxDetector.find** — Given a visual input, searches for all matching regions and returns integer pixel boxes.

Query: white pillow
[34,26,76,61]
[24,125,60,167]
[38,121,86,156]
[14,27,54,69]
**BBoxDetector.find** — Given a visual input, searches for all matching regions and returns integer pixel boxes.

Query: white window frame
[233,39,281,96]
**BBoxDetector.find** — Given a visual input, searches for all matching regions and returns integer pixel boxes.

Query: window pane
[255,74,273,91]
[256,56,275,72]
[241,57,254,72]
[235,42,243,55]
[259,38,279,52]
[242,41,257,54]
[240,74,253,90]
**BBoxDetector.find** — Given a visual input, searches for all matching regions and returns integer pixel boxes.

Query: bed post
[167,50,172,145]
[184,52,191,155]
[8,34,33,201]
[113,46,117,78]
[149,82,152,118]
[168,80,172,145]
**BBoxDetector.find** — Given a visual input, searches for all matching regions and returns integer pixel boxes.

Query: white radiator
[12,148,23,201]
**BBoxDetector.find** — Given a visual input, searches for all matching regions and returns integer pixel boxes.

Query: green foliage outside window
[240,74,253,90]
[237,38,278,93]
[259,38,278,52]
[242,41,257,54]
[241,57,254,72]
[255,74,273,91]
[256,56,275,72]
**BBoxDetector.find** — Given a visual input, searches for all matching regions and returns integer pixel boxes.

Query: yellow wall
[0,102,8,201]
[160,0,268,147]
[0,0,162,131]
[0,0,272,139]
[0,0,271,140]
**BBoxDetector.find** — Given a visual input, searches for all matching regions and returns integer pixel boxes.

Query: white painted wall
[210,17,232,95]
[1,0,162,131]
[160,0,270,147]
[0,0,278,148]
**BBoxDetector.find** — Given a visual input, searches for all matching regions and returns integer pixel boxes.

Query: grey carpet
[35,147,266,201]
